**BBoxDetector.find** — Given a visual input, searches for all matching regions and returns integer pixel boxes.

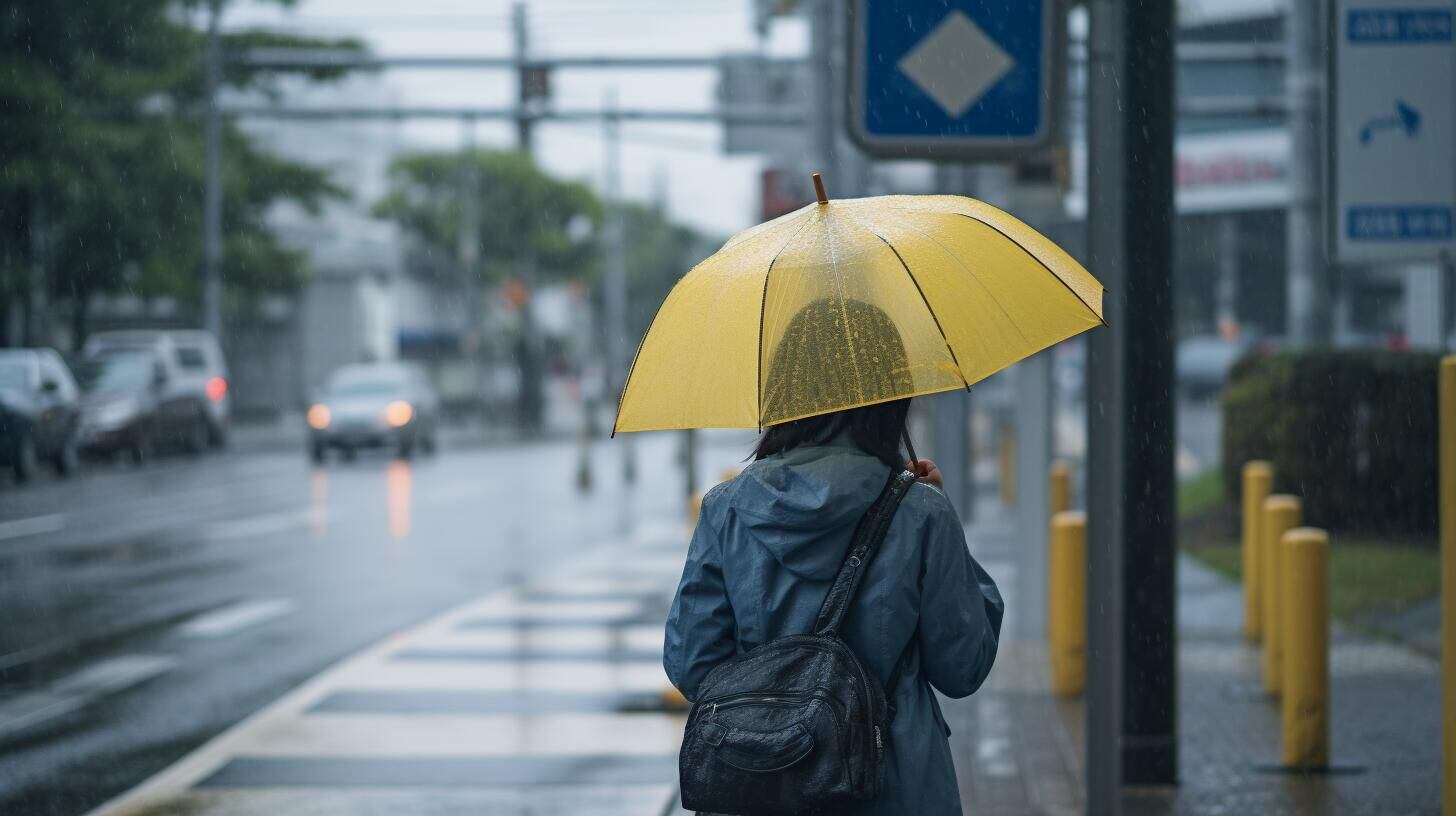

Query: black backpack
[678,469,917,816]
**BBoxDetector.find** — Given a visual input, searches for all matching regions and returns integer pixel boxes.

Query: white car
[307,363,440,462]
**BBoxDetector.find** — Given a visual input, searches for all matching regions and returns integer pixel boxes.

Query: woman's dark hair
[753,398,910,468]
[754,296,914,468]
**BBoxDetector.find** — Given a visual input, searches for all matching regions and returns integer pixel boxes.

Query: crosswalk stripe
[307,690,666,715]
[118,784,678,812]
[232,712,683,757]
[197,756,680,788]
[405,623,664,654]
[335,660,671,693]
[462,598,642,621]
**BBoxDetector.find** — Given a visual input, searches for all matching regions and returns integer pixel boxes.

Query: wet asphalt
[0,431,731,816]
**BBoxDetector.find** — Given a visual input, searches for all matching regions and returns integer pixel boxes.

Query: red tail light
[207,377,228,402]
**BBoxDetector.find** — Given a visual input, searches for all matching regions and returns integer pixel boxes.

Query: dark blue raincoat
[665,437,1004,815]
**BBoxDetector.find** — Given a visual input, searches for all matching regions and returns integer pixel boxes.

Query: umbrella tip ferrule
[811,172,828,205]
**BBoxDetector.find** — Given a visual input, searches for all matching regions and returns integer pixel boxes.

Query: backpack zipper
[702,690,843,721]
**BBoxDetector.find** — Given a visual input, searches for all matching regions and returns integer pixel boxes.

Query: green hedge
[1221,350,1441,538]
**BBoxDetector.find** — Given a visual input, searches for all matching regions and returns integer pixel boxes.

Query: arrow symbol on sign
[1359,98,1421,145]
[897,10,1014,119]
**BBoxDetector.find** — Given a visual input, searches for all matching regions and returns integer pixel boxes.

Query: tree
[0,0,356,345]
[374,149,603,286]
[617,201,717,345]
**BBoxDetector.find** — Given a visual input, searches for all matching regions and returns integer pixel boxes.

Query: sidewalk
[943,504,1443,816]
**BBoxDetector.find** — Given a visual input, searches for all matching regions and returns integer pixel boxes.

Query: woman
[664,299,1004,815]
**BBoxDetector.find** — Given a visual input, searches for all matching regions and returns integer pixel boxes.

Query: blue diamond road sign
[848,0,1059,159]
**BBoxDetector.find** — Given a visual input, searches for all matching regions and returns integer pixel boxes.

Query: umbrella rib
[873,204,1100,324]
[864,214,1036,351]
[948,212,1106,326]
[885,206,1106,327]
[823,209,867,407]
[756,212,820,430]
[852,219,971,390]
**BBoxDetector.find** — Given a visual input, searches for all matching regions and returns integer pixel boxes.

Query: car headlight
[307,404,331,430]
[384,400,413,428]
[90,398,139,429]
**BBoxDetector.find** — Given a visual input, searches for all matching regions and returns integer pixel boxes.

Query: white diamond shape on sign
[897,10,1014,119]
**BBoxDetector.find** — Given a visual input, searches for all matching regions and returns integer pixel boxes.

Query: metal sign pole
[1087,0,1179,807]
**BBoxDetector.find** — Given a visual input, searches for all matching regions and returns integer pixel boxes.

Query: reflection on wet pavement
[386,461,411,542]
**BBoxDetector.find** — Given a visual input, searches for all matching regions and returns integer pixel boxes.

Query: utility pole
[1286,0,1329,346]
[512,1,544,432]
[1086,0,1178,810]
[512,2,535,154]
[603,90,636,485]
[810,0,835,180]
[458,116,482,366]
[202,0,225,341]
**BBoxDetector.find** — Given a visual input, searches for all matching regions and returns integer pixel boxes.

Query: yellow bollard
[1241,461,1273,640]
[1050,461,1071,515]
[662,685,690,712]
[1281,527,1329,769]
[999,426,1017,507]
[1440,356,1456,813]
[1261,495,1302,694]
[1048,511,1087,696]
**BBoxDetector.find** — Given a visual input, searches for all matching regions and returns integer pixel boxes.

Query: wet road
[0,432,743,815]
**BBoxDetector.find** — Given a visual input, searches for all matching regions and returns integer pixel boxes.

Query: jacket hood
[731,440,892,580]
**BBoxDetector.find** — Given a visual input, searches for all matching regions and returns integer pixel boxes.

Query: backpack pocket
[680,692,852,815]
[700,719,815,772]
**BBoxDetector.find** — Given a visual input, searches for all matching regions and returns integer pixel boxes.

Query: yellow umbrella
[613,175,1104,434]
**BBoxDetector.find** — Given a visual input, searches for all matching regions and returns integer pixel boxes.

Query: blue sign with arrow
[1359,98,1421,144]
[847,0,1059,159]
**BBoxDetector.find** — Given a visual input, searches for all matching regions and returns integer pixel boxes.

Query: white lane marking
[239,712,684,758]
[202,510,311,542]
[0,513,65,542]
[179,599,296,639]
[0,654,176,740]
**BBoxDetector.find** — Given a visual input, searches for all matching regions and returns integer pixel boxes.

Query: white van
[83,330,231,446]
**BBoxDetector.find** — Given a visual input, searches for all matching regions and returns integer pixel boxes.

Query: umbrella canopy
[613,186,1104,434]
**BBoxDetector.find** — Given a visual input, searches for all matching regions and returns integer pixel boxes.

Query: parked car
[83,330,230,447]
[0,349,82,481]
[307,363,440,462]
[76,348,211,461]
[1176,334,1256,399]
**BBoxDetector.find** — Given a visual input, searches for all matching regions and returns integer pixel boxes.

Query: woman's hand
[908,457,944,490]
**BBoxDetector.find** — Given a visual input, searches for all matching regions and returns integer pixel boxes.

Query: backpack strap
[812,469,917,637]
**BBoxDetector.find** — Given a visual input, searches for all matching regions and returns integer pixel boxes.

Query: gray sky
[227,0,810,238]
